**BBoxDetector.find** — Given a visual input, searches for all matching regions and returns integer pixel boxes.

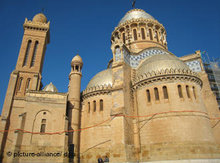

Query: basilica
[0,8,220,163]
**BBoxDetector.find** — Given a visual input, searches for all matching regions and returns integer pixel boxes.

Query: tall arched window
[115,32,119,39]
[88,102,90,113]
[193,86,196,99]
[122,32,126,44]
[115,46,121,61]
[23,40,32,66]
[154,87,159,101]
[141,28,146,40]
[178,85,183,98]
[100,99,103,111]
[93,100,96,112]
[17,77,23,91]
[156,31,159,42]
[115,46,120,54]
[25,78,31,91]
[31,41,38,67]
[75,65,79,71]
[133,29,137,41]
[163,86,168,99]
[40,119,46,133]
[149,29,153,40]
[186,85,191,98]
[146,89,151,102]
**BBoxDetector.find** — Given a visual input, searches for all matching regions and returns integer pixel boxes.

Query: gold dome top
[32,13,47,23]
[71,54,83,66]
[137,53,190,77]
[118,9,155,25]
[87,69,112,89]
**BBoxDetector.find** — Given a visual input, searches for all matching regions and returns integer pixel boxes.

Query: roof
[43,82,58,93]
[86,69,112,89]
[32,13,47,23]
[136,53,190,77]
[118,9,155,26]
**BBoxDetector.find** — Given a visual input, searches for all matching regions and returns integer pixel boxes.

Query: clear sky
[0,0,220,112]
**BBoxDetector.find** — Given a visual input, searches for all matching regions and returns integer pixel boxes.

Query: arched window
[133,29,137,41]
[17,77,23,91]
[100,99,103,111]
[115,46,120,54]
[193,86,196,99]
[93,101,96,112]
[111,37,115,42]
[186,85,190,98]
[31,41,38,67]
[115,32,119,39]
[156,31,159,42]
[178,85,183,98]
[141,28,146,40]
[154,87,159,101]
[23,40,32,66]
[122,32,126,44]
[149,29,153,40]
[26,78,31,91]
[88,102,90,113]
[40,119,46,133]
[75,65,79,71]
[115,46,121,61]
[146,89,151,102]
[163,86,168,99]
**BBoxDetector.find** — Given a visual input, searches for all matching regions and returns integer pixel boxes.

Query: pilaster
[110,60,135,162]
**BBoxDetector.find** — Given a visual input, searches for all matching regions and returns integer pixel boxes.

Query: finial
[41,8,45,14]
[132,0,136,8]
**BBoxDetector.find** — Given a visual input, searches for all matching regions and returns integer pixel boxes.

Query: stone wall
[2,91,68,163]
[135,79,219,161]
[80,94,112,163]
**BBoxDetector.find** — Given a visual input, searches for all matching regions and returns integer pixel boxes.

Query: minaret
[0,13,50,161]
[16,13,50,95]
[1,12,50,119]
[68,54,83,163]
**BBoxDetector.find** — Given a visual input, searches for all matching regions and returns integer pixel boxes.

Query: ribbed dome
[71,54,83,66]
[43,82,58,92]
[118,9,155,25]
[137,54,190,77]
[87,69,112,88]
[32,13,47,23]
[72,54,82,63]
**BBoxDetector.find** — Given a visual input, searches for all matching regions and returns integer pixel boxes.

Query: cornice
[82,84,112,100]
[23,18,50,31]
[132,68,202,90]
[26,90,67,96]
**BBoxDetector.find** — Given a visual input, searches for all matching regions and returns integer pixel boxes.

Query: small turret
[68,54,83,163]
[71,54,83,73]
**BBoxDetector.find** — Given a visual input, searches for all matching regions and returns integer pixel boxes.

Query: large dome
[87,69,112,88]
[118,9,155,25]
[137,54,190,77]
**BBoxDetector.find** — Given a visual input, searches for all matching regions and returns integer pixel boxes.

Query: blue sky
[0,0,220,112]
